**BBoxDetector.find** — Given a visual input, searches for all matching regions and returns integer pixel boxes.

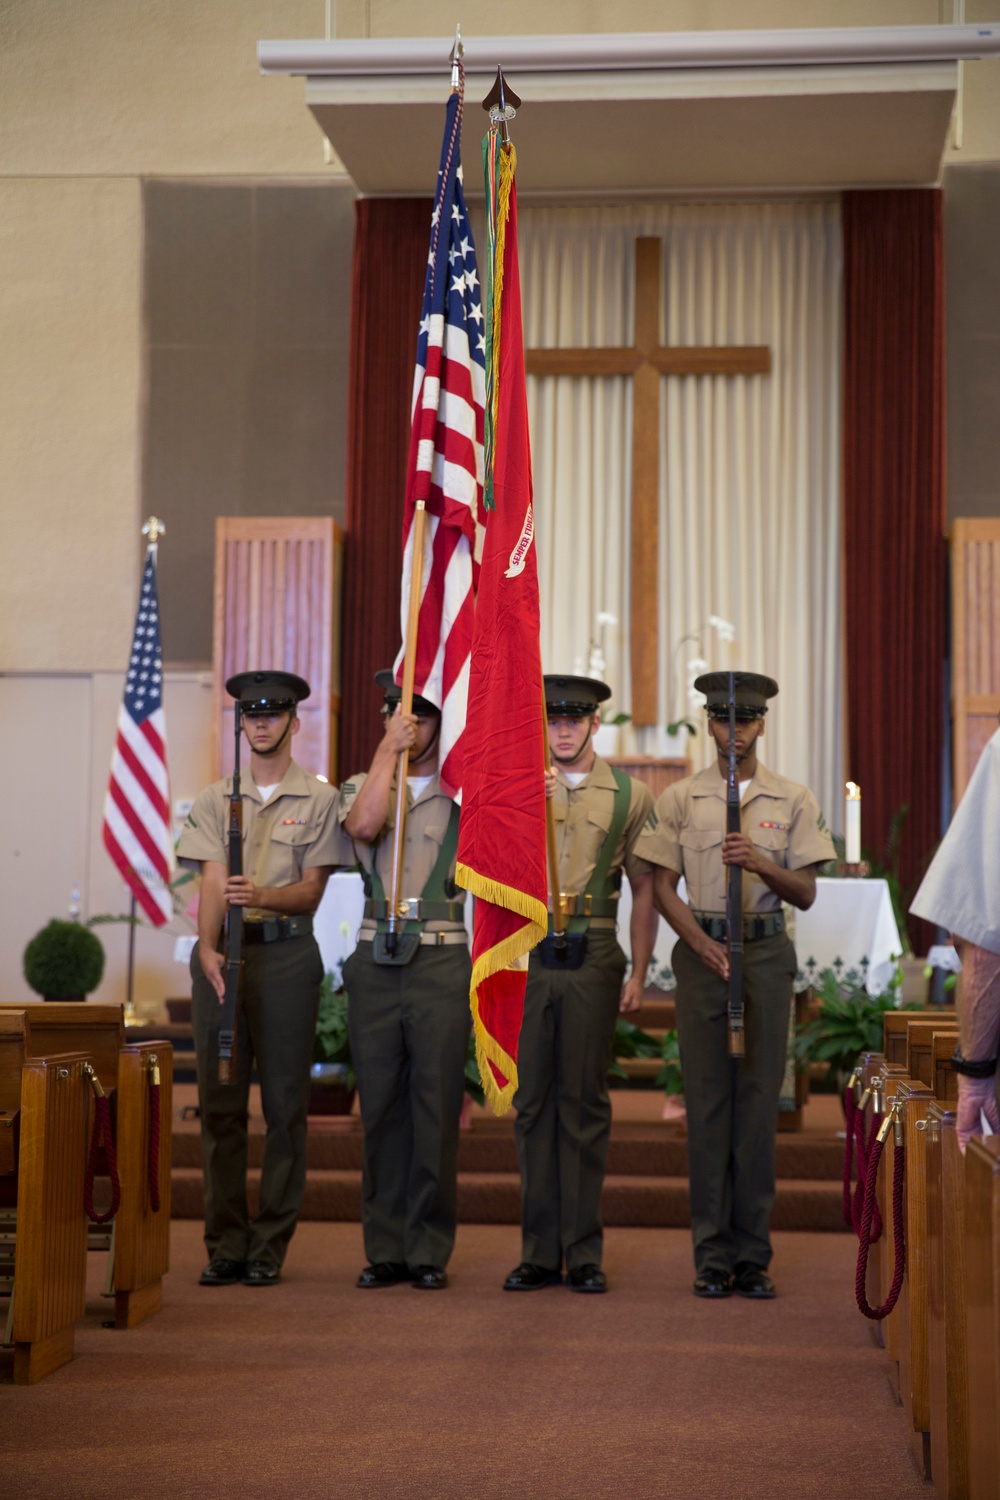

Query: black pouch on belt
[372,931,422,966]
[537,933,588,969]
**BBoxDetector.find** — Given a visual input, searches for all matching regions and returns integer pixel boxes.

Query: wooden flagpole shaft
[541,702,567,946]
[387,501,427,952]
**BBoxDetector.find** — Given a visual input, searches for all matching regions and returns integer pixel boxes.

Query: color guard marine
[505,675,658,1294]
[636,671,835,1299]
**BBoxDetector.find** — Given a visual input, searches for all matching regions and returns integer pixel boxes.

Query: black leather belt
[243,915,314,945]
[693,911,785,943]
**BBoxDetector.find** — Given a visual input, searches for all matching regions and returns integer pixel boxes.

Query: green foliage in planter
[314,972,355,1090]
[23,919,106,999]
[608,1018,661,1080]
[793,965,918,1085]
[655,1028,684,1097]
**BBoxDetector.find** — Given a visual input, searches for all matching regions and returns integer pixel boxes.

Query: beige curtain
[518,199,843,825]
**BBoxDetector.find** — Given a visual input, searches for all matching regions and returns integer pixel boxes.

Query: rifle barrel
[726,677,745,1059]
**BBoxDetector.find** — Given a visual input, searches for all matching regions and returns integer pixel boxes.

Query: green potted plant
[310,970,355,1116]
[608,1017,662,1083]
[793,964,917,1098]
[23,919,106,1001]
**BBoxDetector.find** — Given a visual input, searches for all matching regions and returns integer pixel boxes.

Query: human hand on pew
[956,1072,1000,1153]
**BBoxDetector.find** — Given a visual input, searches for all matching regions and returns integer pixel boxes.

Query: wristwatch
[950,1047,999,1079]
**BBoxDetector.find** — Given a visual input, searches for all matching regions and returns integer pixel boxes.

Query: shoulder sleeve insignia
[645,809,659,832]
[342,782,356,797]
[817,811,830,834]
[184,815,198,830]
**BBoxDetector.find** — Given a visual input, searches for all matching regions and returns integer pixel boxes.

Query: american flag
[394,75,486,799]
[102,547,175,926]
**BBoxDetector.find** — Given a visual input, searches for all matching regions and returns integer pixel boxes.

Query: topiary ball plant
[23,919,106,1001]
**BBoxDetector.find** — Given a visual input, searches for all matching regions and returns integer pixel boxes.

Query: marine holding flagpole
[337,38,483,1293]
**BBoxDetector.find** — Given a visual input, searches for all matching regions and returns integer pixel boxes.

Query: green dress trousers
[513,930,627,1272]
[672,929,797,1276]
[190,933,324,1268]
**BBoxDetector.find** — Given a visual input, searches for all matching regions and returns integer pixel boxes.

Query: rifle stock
[726,675,745,1059]
[219,704,243,1082]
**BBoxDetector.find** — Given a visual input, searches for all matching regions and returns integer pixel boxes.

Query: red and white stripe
[102,709,175,926]
[396,310,486,799]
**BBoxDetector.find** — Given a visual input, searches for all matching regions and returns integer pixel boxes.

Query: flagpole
[386,500,427,955]
[124,891,138,1024]
[541,703,568,953]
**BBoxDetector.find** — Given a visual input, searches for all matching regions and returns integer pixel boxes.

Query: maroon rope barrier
[855,1125,905,1320]
[148,1069,161,1213]
[851,1106,883,1241]
[842,1081,857,1227]
[84,1090,121,1225]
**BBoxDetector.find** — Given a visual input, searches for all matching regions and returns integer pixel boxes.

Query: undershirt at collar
[407,775,434,799]
[564,772,588,787]
[739,779,751,800]
[255,783,280,804]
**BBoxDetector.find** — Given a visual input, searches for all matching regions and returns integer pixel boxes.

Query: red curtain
[339,197,431,781]
[842,190,946,949]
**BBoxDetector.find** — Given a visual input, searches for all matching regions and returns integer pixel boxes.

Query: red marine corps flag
[456,86,548,1115]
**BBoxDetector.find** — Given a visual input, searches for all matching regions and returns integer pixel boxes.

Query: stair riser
[170,1174,848,1232]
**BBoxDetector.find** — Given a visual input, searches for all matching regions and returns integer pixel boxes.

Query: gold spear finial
[142,516,165,545]
[450,23,463,92]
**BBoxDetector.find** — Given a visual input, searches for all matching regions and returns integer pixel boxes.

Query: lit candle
[845,782,861,865]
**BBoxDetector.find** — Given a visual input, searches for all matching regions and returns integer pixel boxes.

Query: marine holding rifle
[339,671,471,1292]
[177,671,343,1289]
[636,673,834,1300]
[504,675,657,1295]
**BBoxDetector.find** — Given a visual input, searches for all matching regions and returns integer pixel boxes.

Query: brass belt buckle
[396,897,420,919]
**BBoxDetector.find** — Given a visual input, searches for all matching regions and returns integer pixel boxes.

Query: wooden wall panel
[951,518,1000,803]
[212,518,343,783]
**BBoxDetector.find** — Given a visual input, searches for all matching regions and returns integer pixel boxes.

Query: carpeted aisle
[2,1223,927,1500]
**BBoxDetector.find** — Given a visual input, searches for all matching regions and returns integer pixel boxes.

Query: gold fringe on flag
[456,859,547,1114]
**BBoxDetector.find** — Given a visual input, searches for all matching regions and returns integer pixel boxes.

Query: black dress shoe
[502,1262,563,1291]
[693,1271,733,1298]
[733,1267,776,1299]
[410,1265,448,1289]
[356,1261,410,1288]
[567,1264,608,1294]
[243,1260,281,1286]
[199,1258,246,1287]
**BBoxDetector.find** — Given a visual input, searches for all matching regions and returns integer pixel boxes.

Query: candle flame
[846,782,861,799]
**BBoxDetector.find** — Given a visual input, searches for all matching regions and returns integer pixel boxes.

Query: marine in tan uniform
[636,671,834,1299]
[340,670,471,1291]
[504,675,658,1294]
[177,671,343,1288]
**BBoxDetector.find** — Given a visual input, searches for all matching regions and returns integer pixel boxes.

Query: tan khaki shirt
[551,757,654,923]
[177,760,344,919]
[339,772,466,935]
[635,760,835,915]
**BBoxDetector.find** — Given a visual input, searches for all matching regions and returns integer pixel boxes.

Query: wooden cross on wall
[525,236,771,726]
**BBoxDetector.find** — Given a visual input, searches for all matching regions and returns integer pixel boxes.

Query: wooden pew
[965,1133,1000,1500]
[0,1013,91,1384]
[904,1017,958,1093]
[0,1003,172,1329]
[926,1101,969,1500]
[894,1075,937,1478]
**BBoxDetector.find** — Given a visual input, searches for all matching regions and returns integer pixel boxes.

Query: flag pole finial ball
[142,516,165,544]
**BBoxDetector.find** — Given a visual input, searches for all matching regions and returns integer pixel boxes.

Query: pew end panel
[6,1052,91,1385]
[112,1042,173,1329]
[965,1133,1000,1500]
[926,1103,969,1500]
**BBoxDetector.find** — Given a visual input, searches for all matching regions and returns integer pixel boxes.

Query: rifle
[725,672,745,1058]
[218,702,243,1082]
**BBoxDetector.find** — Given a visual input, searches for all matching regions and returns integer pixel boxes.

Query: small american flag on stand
[102,531,175,926]
[394,64,486,798]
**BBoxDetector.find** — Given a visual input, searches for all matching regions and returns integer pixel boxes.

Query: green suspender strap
[365,801,462,935]
[564,768,633,935]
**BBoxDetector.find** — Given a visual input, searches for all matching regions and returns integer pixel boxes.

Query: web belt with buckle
[243,915,314,945]
[693,911,785,943]
[363,898,465,923]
